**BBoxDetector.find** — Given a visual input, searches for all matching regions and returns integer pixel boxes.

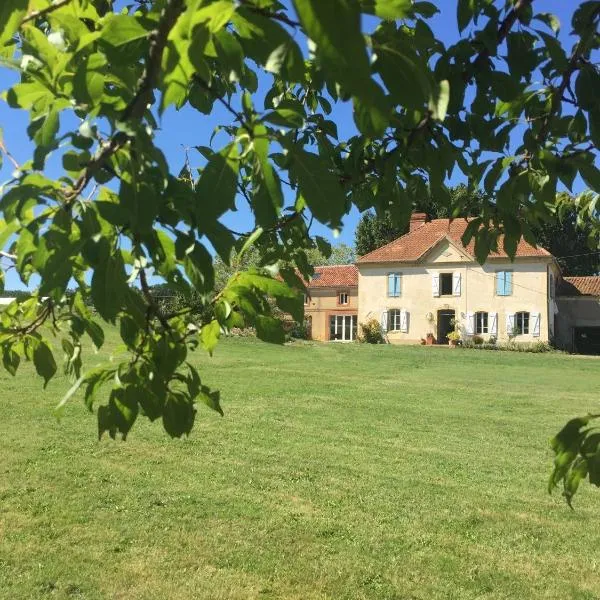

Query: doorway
[329,314,358,341]
[437,310,456,344]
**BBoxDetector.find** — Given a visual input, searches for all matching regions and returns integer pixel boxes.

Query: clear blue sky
[0,1,583,289]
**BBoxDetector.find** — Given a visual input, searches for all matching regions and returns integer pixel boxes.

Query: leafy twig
[64,0,186,204]
[21,0,73,25]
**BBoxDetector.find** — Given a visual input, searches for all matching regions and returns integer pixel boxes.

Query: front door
[437,310,455,344]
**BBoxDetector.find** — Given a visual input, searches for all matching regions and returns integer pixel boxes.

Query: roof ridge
[313,264,356,268]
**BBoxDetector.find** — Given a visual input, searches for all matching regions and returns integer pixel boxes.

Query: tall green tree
[534,194,600,276]
[0,0,599,501]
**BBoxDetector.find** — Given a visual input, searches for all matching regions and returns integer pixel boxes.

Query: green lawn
[1,334,599,599]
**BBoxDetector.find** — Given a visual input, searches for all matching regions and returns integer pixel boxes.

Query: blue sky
[0,1,584,288]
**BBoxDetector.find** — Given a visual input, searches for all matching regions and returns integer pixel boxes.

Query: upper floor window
[387,272,402,297]
[496,270,513,296]
[338,292,349,305]
[549,273,555,299]
[432,272,461,297]
[440,273,453,295]
[475,311,488,334]
[515,311,529,335]
[304,294,310,305]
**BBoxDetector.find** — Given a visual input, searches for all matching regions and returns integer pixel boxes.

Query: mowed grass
[1,332,600,600]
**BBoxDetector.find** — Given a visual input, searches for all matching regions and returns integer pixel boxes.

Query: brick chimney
[409,212,427,232]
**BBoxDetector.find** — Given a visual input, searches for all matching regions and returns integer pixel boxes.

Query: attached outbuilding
[556,277,600,354]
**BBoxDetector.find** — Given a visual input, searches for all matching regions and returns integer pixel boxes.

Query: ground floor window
[475,311,488,334]
[515,311,530,335]
[388,309,401,331]
[329,315,357,341]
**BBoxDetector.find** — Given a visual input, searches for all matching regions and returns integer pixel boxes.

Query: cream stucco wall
[305,287,358,341]
[358,240,553,344]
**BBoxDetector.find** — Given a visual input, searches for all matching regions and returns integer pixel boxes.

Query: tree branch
[537,6,600,143]
[468,0,534,74]
[238,0,301,28]
[21,0,73,25]
[64,0,186,204]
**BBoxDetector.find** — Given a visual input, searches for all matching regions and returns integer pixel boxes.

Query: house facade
[356,215,560,344]
[304,265,358,342]
[303,214,600,351]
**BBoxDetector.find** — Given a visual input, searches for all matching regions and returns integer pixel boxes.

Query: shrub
[359,319,385,344]
[472,335,484,345]
[447,330,461,342]
[462,340,558,353]
[288,319,310,340]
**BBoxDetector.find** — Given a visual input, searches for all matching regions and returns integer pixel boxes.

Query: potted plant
[447,330,461,347]
[426,332,435,345]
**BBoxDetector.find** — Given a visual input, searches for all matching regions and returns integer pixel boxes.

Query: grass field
[1,332,600,600]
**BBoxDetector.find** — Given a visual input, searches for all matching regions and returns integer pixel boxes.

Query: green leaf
[360,0,412,20]
[534,12,560,34]
[287,145,346,226]
[33,339,57,389]
[575,66,600,111]
[201,319,221,355]
[253,125,283,223]
[73,53,105,105]
[91,253,127,323]
[198,386,224,416]
[101,14,149,47]
[109,387,139,440]
[2,345,20,376]
[429,80,450,121]
[0,0,28,47]
[292,0,388,124]
[264,41,305,81]
[34,107,59,148]
[195,143,239,219]
[457,0,475,32]
[162,392,196,438]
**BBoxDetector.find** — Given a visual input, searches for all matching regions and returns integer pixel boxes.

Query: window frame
[515,311,530,335]
[304,293,310,306]
[496,270,513,296]
[387,272,402,297]
[439,272,453,296]
[475,311,489,335]
[388,308,402,331]
[337,291,349,306]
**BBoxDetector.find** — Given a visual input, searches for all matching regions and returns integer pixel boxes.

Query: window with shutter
[532,312,541,337]
[388,309,402,331]
[489,312,498,336]
[515,311,530,335]
[440,273,453,295]
[400,309,409,333]
[432,273,440,297]
[496,271,513,296]
[475,311,488,334]
[387,273,401,297]
[466,312,475,335]
[381,311,388,333]
[453,272,461,296]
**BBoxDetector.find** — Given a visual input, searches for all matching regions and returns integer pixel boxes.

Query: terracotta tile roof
[559,276,600,297]
[357,218,552,263]
[306,264,358,288]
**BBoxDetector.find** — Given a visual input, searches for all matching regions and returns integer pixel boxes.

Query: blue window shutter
[388,274,394,297]
[496,271,505,295]
[506,271,513,295]
[396,274,401,296]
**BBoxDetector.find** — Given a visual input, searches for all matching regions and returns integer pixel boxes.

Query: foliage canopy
[0,0,599,499]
